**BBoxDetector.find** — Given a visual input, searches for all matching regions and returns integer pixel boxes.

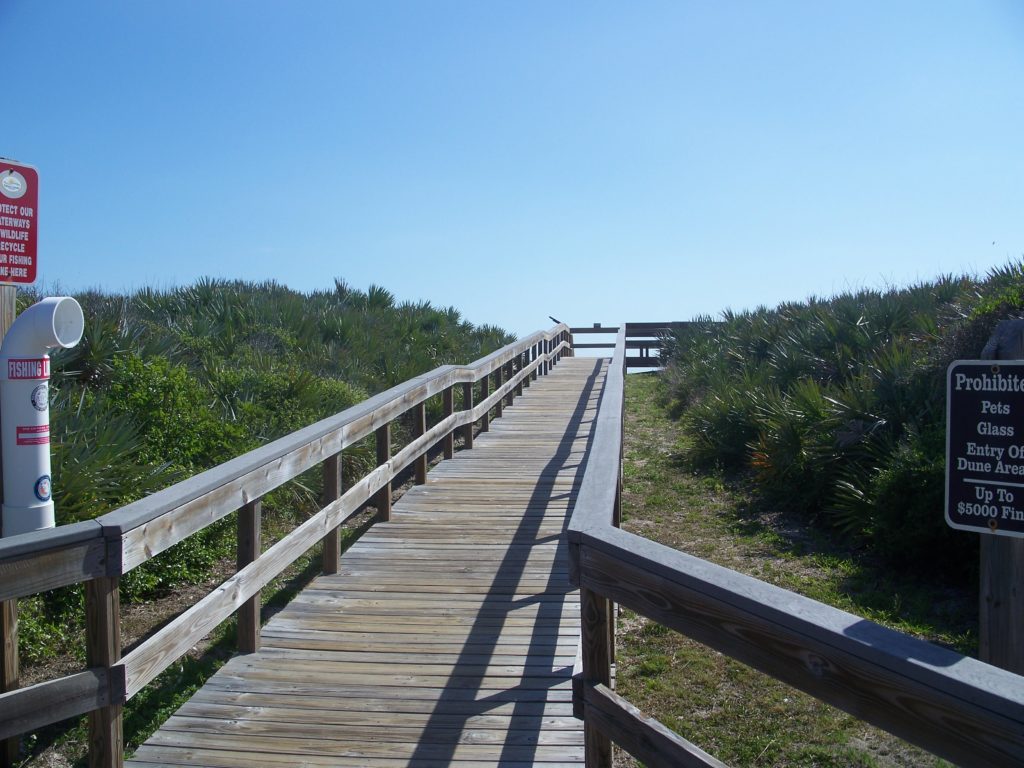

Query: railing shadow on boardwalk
[0,324,574,768]
[408,359,605,766]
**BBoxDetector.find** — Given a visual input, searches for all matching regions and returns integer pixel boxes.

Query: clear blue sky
[4,1,1023,337]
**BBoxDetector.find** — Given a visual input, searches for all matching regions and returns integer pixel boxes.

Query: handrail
[0,325,569,594]
[0,323,571,765]
[567,322,685,367]
[567,325,1024,767]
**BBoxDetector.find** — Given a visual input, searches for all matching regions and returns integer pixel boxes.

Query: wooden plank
[0,669,111,742]
[0,285,15,768]
[236,500,261,653]
[480,372,490,432]
[321,456,341,575]
[461,381,474,449]
[493,366,503,419]
[568,327,621,334]
[580,587,612,768]
[583,683,727,768]
[0,600,15,751]
[623,321,687,333]
[413,403,427,484]
[442,386,454,459]
[86,576,123,768]
[503,362,515,407]
[374,424,391,521]
[980,534,1024,673]
[578,529,1024,768]
[130,744,583,768]
[0,520,107,601]
[126,357,600,768]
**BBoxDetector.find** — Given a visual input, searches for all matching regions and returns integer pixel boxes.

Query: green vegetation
[11,278,513,764]
[660,260,1024,581]
[618,373,966,767]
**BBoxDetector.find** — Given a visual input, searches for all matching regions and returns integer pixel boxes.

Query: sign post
[0,157,37,766]
[947,322,1024,674]
[0,287,15,768]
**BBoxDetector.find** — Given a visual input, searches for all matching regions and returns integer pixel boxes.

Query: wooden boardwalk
[127,357,607,768]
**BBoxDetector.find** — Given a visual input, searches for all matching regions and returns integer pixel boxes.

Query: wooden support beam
[321,453,341,575]
[375,424,391,521]
[581,585,613,768]
[461,382,474,448]
[0,285,17,768]
[493,367,503,418]
[442,386,454,459]
[980,534,1024,673]
[413,402,427,484]
[584,684,727,768]
[0,600,16,767]
[237,499,262,652]
[86,576,122,768]
[979,320,1024,674]
[480,374,490,432]
[504,362,515,406]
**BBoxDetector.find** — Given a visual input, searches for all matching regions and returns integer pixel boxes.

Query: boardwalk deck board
[127,357,606,767]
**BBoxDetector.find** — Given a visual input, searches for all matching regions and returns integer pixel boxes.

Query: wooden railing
[569,322,688,369]
[567,328,1024,768]
[0,324,572,767]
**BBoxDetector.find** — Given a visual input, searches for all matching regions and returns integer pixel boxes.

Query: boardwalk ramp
[127,357,606,767]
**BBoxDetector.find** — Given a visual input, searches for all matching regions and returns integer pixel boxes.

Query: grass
[615,372,970,767]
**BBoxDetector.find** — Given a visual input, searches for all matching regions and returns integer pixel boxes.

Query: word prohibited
[946,361,1024,537]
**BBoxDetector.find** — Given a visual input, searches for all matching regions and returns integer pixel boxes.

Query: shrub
[662,259,1024,576]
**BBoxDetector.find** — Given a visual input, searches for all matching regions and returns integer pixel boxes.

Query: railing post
[581,585,613,768]
[1,599,17,767]
[461,382,474,448]
[480,374,490,432]
[517,354,526,394]
[414,402,427,484]
[522,351,531,389]
[532,344,539,381]
[321,454,342,575]
[979,323,1024,674]
[86,576,123,768]
[442,386,454,460]
[504,362,515,407]
[493,366,503,418]
[375,424,392,521]
[1,285,17,768]
[237,499,262,652]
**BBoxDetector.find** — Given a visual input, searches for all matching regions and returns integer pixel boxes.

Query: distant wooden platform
[127,357,607,767]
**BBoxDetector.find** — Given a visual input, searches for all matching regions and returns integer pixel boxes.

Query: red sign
[16,425,49,446]
[0,159,38,284]
[7,357,49,380]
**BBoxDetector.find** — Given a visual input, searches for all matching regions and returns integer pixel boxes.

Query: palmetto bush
[25,277,514,630]
[748,378,842,515]
[663,262,1024,576]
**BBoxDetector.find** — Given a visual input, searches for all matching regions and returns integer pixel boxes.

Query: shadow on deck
[127,357,607,768]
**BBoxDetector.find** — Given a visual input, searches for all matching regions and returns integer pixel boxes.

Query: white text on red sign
[7,358,50,380]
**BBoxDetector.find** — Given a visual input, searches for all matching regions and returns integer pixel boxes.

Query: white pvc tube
[0,297,84,537]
